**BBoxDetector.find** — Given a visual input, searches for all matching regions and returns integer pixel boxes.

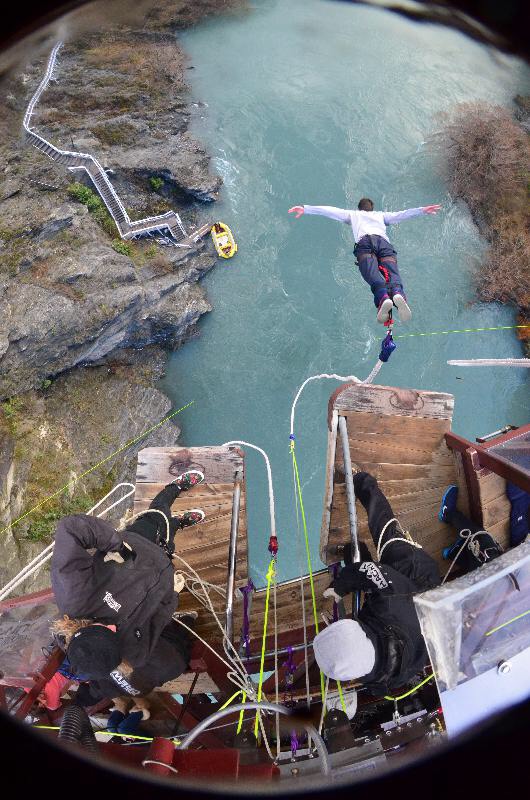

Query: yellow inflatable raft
[211,222,238,259]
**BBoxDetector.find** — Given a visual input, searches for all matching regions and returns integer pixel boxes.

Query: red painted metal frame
[7,647,65,720]
[157,692,228,749]
[0,587,54,612]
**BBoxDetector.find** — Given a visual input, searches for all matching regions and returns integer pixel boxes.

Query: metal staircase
[24,43,188,246]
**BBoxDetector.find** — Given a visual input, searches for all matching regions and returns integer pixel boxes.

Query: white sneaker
[393,294,412,322]
[376,296,393,324]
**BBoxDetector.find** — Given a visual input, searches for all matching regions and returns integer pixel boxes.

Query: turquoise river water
[160,0,530,585]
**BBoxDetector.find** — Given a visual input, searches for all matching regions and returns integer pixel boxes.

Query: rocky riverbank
[0,0,245,593]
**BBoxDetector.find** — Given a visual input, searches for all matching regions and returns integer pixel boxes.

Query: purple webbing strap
[240,578,255,659]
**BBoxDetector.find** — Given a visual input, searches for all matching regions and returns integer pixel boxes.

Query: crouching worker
[70,614,196,723]
[314,471,440,697]
[50,471,204,685]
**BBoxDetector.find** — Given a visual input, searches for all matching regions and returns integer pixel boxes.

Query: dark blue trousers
[353,234,405,307]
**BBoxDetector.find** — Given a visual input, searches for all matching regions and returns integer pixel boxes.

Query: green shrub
[26,495,94,541]
[149,176,164,191]
[145,244,158,259]
[1,396,24,434]
[68,183,117,237]
[112,239,133,257]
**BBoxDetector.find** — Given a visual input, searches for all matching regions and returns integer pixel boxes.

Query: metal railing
[24,43,188,245]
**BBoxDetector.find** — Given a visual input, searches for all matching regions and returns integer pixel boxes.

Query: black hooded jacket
[332,559,437,694]
[51,514,178,669]
[87,620,192,700]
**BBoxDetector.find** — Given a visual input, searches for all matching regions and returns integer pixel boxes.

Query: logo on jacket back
[359,562,388,589]
[103,591,121,612]
[109,670,140,696]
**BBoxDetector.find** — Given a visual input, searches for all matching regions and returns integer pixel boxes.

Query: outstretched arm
[289,205,351,223]
[383,204,441,224]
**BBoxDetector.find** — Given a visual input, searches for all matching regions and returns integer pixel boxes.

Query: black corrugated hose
[58,705,99,754]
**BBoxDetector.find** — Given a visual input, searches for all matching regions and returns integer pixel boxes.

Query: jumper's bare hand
[288,206,304,219]
[422,204,442,215]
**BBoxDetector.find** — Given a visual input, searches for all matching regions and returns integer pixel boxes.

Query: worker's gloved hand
[342,540,373,565]
[323,587,342,603]
[104,541,135,565]
[331,561,390,596]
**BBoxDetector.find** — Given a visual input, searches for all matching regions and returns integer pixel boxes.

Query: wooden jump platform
[134,445,248,635]
[320,383,459,573]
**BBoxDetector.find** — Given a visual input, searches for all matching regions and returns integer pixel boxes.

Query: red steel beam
[0,587,54,612]
[9,647,65,720]
[157,692,227,749]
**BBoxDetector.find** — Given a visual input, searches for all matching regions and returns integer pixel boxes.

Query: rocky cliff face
[0,0,244,594]
[0,31,221,398]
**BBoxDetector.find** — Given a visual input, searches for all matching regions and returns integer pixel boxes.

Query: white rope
[222,440,276,540]
[318,677,330,735]
[376,517,423,561]
[441,528,492,584]
[289,358,383,439]
[447,358,530,368]
[0,483,135,602]
[171,550,257,699]
[290,373,360,438]
[220,440,280,755]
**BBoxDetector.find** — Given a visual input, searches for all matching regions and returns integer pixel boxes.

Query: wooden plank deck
[134,446,249,646]
[321,383,459,574]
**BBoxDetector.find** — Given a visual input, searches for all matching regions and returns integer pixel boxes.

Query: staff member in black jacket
[50,471,204,689]
[314,471,440,696]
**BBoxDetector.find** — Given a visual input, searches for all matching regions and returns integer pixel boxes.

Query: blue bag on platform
[506,482,530,547]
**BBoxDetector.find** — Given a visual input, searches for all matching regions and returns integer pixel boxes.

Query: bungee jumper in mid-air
[288,198,441,324]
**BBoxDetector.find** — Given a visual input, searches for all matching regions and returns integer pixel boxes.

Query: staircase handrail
[23,42,188,243]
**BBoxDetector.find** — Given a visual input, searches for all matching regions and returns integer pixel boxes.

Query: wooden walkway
[320,383,459,573]
[134,446,248,636]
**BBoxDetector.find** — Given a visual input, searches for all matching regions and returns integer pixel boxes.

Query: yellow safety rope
[0,400,194,536]
[383,673,435,702]
[291,441,325,702]
[254,558,276,738]
[33,725,181,743]
[220,689,247,734]
[394,324,530,340]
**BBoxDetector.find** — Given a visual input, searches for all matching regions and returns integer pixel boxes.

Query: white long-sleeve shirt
[302,204,426,244]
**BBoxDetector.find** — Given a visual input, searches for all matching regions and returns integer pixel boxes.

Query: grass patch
[1,396,25,434]
[111,239,133,257]
[26,494,94,541]
[67,182,116,237]
[93,122,137,147]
